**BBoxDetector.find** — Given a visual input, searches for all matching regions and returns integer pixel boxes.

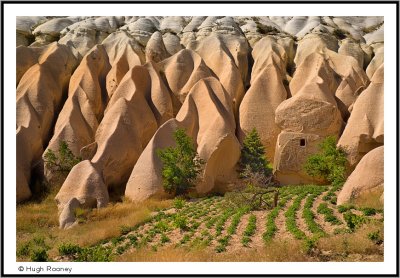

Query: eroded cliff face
[16,16,384,227]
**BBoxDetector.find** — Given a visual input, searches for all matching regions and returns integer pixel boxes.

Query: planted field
[46,184,384,262]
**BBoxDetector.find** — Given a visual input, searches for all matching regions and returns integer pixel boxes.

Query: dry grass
[317,220,383,258]
[16,190,172,260]
[352,187,383,210]
[116,240,310,262]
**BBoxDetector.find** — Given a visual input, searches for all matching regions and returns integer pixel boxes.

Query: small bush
[128,235,138,247]
[43,140,81,174]
[333,28,347,39]
[58,243,81,256]
[343,212,367,231]
[173,198,186,209]
[30,248,48,262]
[120,225,134,235]
[17,243,31,257]
[243,214,257,237]
[241,236,251,247]
[361,207,376,216]
[17,236,50,261]
[303,237,317,255]
[367,230,383,245]
[173,214,189,231]
[160,234,171,244]
[304,136,347,187]
[256,22,279,35]
[75,246,113,262]
[154,220,170,233]
[337,204,354,213]
[179,234,191,245]
[157,128,204,196]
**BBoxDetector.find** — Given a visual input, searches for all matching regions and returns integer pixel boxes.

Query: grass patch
[17,193,172,261]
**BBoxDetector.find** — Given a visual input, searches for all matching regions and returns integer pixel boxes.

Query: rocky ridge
[16,16,384,228]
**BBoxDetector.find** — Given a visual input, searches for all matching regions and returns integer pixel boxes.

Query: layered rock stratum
[16,16,384,228]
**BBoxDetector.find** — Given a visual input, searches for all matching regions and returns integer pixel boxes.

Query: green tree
[227,128,277,210]
[43,140,81,173]
[304,136,347,187]
[239,128,272,178]
[157,128,204,196]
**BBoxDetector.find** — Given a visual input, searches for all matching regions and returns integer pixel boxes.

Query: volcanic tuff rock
[16,43,78,202]
[337,146,384,206]
[15,16,385,228]
[125,77,240,202]
[238,37,288,161]
[338,63,384,169]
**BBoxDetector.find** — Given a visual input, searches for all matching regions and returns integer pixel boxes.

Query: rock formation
[14,16,385,229]
[337,146,384,206]
[238,36,288,161]
[338,64,384,169]
[125,77,240,202]
[43,45,111,186]
[274,52,344,184]
[16,43,77,202]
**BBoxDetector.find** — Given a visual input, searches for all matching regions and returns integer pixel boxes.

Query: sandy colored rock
[338,39,365,69]
[158,49,213,105]
[43,45,111,186]
[366,43,383,79]
[16,16,47,46]
[16,43,77,202]
[364,23,384,45]
[338,64,384,168]
[162,33,183,56]
[238,37,288,161]
[32,17,86,46]
[58,197,80,229]
[57,63,174,215]
[294,33,338,67]
[125,77,240,202]
[91,65,166,187]
[59,27,104,60]
[120,18,158,46]
[101,31,144,98]
[284,16,321,38]
[187,33,248,117]
[276,53,343,136]
[160,16,187,34]
[182,16,207,33]
[274,52,343,185]
[273,132,322,185]
[16,45,47,86]
[145,31,170,63]
[58,16,125,58]
[55,161,109,228]
[60,16,123,36]
[323,49,370,120]
[337,146,383,206]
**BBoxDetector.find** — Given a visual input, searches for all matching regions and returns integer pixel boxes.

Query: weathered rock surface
[238,37,288,161]
[16,43,77,202]
[125,77,240,202]
[337,146,384,206]
[338,64,384,168]
[158,49,213,105]
[43,45,111,186]
[16,45,47,86]
[274,52,344,184]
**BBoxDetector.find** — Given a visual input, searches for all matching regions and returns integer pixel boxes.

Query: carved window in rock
[300,138,306,147]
